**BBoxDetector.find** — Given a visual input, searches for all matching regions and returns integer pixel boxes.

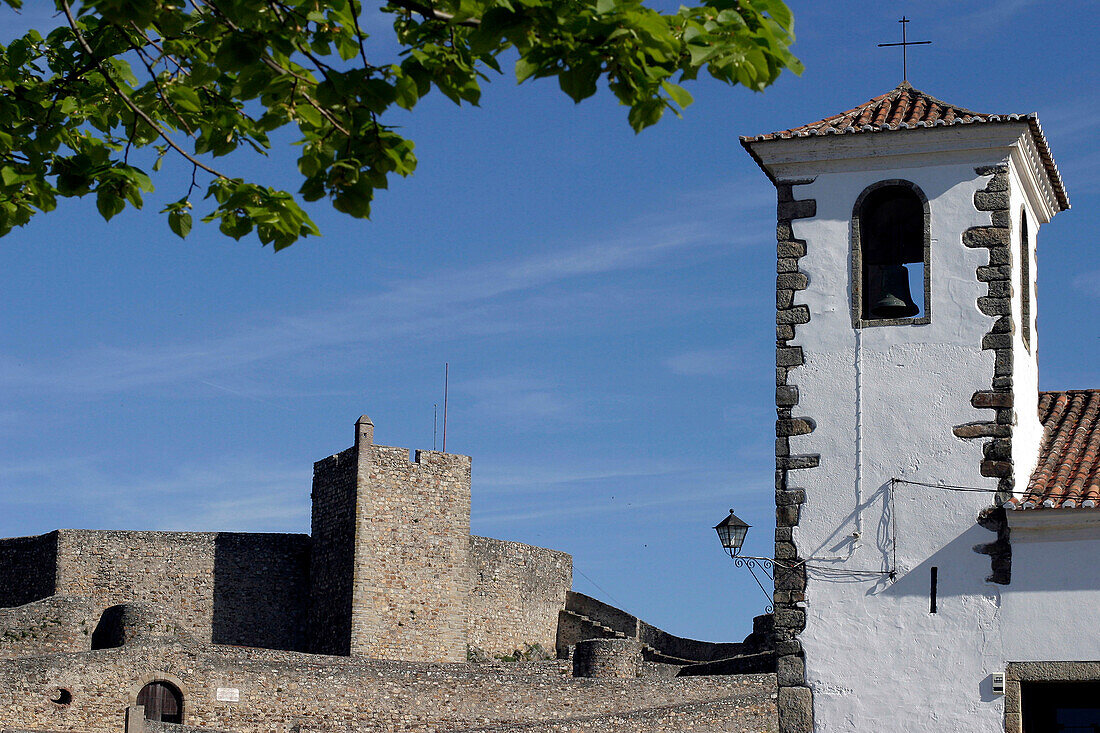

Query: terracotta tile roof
[740,82,1069,211]
[1011,391,1100,510]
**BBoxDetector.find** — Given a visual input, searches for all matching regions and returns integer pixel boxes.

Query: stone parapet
[572,638,642,678]
[468,536,571,658]
[0,641,776,732]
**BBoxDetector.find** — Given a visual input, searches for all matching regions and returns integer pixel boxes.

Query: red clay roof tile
[1012,390,1100,510]
[740,82,1069,211]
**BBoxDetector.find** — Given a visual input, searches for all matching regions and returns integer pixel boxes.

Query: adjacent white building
[743,82,1097,733]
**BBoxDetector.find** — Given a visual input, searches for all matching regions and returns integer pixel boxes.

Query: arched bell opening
[852,180,931,326]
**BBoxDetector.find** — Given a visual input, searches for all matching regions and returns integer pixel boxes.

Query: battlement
[309,415,473,662]
[1,414,570,667]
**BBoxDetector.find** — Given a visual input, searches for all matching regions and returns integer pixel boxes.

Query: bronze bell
[870,264,920,318]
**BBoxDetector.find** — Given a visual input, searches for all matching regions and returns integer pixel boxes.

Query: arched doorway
[136,681,182,724]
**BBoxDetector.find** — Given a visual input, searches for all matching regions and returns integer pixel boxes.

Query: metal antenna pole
[442,363,449,454]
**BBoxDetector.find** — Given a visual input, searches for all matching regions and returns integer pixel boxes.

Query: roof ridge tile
[740,84,1069,211]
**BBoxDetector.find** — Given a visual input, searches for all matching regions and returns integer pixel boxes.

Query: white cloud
[0,455,311,535]
[0,218,730,397]
[951,0,1042,28]
[664,347,742,377]
[475,461,683,493]
[472,480,774,526]
[1071,269,1100,295]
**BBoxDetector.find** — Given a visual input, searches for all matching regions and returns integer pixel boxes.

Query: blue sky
[1,1,1098,643]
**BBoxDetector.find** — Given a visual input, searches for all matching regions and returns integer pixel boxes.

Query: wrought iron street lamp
[714,508,773,613]
[714,508,751,558]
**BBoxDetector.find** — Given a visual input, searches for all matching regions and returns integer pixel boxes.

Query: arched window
[852,181,930,326]
[1020,209,1031,352]
[137,681,183,724]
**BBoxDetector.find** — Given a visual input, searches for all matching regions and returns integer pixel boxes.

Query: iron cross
[878,17,931,82]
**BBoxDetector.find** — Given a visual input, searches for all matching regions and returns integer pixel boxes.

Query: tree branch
[193,0,351,137]
[59,0,228,180]
[349,0,371,71]
[386,0,481,27]
[130,43,196,135]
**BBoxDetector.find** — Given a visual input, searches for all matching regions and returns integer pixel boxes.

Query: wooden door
[137,681,182,724]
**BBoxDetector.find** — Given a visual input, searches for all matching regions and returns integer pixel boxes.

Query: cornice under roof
[741,82,1069,212]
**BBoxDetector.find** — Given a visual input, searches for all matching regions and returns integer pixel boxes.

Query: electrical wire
[892,477,1004,494]
[574,567,627,610]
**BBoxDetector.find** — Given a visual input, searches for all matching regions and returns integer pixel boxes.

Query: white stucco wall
[790,163,1004,732]
[750,124,1068,732]
[1002,511,1100,661]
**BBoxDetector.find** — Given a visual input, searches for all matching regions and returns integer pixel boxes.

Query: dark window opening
[49,687,72,706]
[1022,681,1100,732]
[856,184,927,323]
[137,681,183,724]
[1021,210,1032,352]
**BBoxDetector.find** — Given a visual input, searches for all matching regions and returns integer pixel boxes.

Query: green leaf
[96,188,125,222]
[627,99,664,132]
[394,73,420,110]
[660,80,693,109]
[558,63,599,103]
[515,56,539,83]
[171,86,202,114]
[0,0,799,250]
[168,210,192,238]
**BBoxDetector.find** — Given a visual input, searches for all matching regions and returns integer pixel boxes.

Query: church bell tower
[742,83,1068,732]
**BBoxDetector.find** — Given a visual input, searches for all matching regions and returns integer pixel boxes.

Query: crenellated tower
[308,415,472,662]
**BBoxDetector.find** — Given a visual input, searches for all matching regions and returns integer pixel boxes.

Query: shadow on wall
[0,532,58,608]
[211,532,312,651]
[90,604,125,649]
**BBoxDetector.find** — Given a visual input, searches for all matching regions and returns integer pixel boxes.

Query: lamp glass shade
[714,509,751,555]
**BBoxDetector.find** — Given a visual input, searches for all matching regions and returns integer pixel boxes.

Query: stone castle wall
[0,642,776,732]
[0,417,574,666]
[0,596,99,659]
[0,533,57,608]
[307,445,358,656]
[0,530,312,651]
[0,527,571,663]
[468,536,572,656]
[54,530,217,643]
[206,532,311,651]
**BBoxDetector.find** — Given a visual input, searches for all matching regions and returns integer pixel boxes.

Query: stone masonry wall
[558,592,758,665]
[956,164,1015,585]
[54,531,214,643]
[0,532,57,608]
[468,536,572,657]
[0,596,99,659]
[351,417,473,662]
[0,641,776,732]
[51,530,310,650]
[210,533,311,651]
[307,444,358,656]
[772,181,819,733]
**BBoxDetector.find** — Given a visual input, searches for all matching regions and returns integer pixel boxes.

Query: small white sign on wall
[216,687,240,702]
